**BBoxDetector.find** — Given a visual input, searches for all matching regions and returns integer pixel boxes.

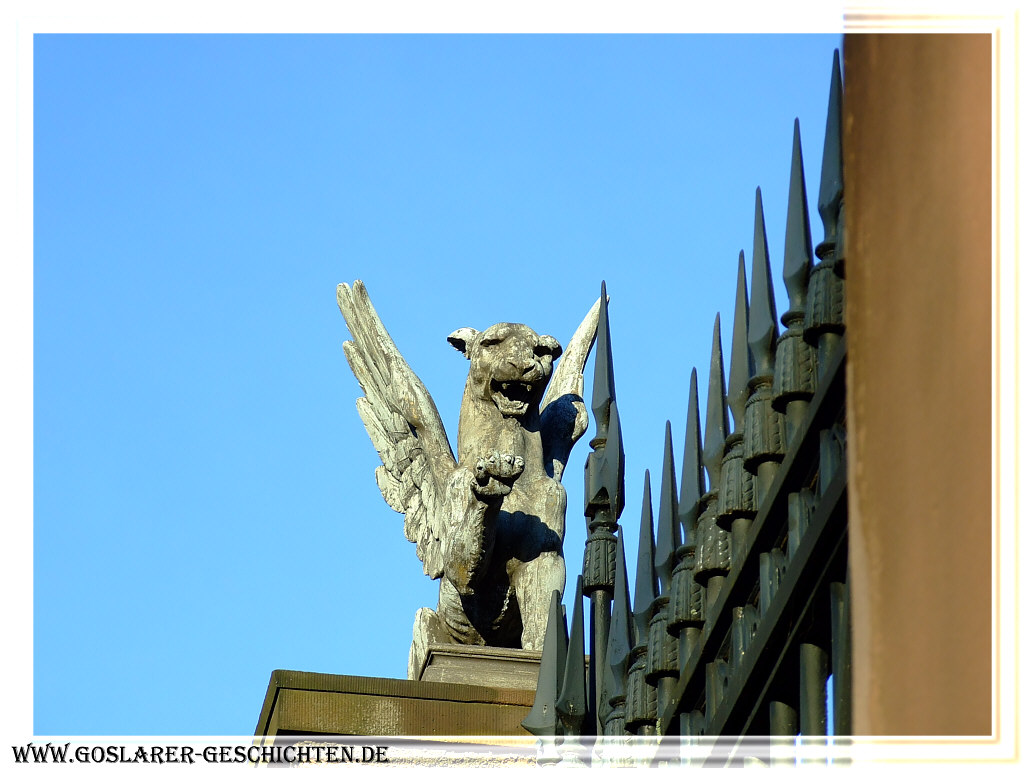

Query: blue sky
[32,33,842,736]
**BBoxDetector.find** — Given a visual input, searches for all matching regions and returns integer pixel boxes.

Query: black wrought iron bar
[583,280,625,736]
[625,644,658,735]
[522,589,569,737]
[830,580,852,734]
[773,118,817,445]
[688,358,726,614]
[555,576,588,736]
[662,342,846,731]
[628,471,660,736]
[601,528,633,737]
[641,463,679,731]
[744,187,787,507]
[806,49,846,379]
[770,700,799,737]
[719,251,757,562]
[799,640,829,735]
[665,414,706,737]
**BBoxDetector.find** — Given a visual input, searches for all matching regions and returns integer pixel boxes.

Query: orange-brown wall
[844,33,992,735]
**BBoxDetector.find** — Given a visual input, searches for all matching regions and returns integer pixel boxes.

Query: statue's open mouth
[491,379,535,416]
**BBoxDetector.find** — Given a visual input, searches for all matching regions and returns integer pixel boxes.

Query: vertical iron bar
[773,119,817,443]
[769,700,799,768]
[769,649,800,768]
[770,701,799,735]
[719,252,756,563]
[601,529,633,737]
[745,187,786,506]
[588,591,611,734]
[556,576,588,736]
[688,365,725,615]
[625,488,658,737]
[522,589,569,737]
[583,281,625,736]
[805,49,846,376]
[639,465,679,731]
[799,642,828,735]
[555,578,588,767]
[830,580,852,734]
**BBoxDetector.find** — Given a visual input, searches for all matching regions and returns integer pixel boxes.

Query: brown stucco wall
[843,33,992,735]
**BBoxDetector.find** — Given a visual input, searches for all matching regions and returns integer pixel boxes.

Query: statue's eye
[480,337,501,348]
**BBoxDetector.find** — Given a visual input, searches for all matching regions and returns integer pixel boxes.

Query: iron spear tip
[727,250,751,431]
[748,192,779,378]
[554,576,587,735]
[753,187,768,262]
[607,529,634,676]
[704,313,728,487]
[819,49,844,239]
[587,278,618,446]
[586,278,625,517]
[655,421,679,592]
[680,368,705,535]
[784,118,812,308]
[521,588,568,736]
[634,473,658,640]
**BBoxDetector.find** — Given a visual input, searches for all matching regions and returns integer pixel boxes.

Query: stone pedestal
[255,669,536,737]
[415,644,542,689]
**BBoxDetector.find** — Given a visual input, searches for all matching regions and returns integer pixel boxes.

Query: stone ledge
[417,645,542,689]
[256,669,536,737]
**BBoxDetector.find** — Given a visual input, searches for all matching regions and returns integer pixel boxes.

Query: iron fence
[524,49,849,755]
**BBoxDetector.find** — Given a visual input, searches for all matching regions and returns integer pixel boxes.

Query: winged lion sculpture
[337,281,601,677]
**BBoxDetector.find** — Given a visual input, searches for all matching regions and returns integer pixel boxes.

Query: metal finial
[679,368,705,541]
[522,589,568,736]
[818,49,844,248]
[607,529,634,684]
[748,188,779,379]
[727,251,751,431]
[555,576,588,735]
[654,424,679,592]
[634,471,659,643]
[784,119,812,312]
[585,281,625,518]
[704,313,728,490]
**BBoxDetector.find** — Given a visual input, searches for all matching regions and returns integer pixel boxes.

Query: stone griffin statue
[337,281,601,677]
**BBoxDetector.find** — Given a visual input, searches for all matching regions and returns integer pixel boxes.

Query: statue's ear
[537,335,563,362]
[447,328,478,359]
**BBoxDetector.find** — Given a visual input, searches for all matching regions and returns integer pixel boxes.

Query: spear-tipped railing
[583,280,625,735]
[526,51,848,756]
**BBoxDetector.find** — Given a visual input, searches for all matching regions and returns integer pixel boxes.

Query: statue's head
[448,323,562,418]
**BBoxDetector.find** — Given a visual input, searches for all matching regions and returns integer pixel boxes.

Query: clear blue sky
[32,33,842,735]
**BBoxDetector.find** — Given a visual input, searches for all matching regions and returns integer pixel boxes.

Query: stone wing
[540,296,603,482]
[337,280,456,580]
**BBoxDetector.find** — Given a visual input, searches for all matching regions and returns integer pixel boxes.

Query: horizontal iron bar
[662,339,847,733]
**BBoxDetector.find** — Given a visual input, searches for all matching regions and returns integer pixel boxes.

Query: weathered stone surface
[415,644,542,689]
[255,669,535,737]
[338,281,601,675]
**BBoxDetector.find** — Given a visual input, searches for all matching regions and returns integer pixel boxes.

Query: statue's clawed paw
[472,453,525,497]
